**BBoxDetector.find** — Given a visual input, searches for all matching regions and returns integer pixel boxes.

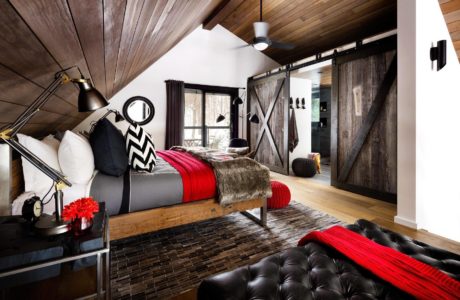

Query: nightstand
[0,203,110,299]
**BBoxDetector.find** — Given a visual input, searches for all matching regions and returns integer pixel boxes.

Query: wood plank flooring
[270,171,460,255]
[173,172,460,300]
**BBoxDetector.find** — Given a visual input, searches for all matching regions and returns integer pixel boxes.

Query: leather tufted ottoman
[267,181,291,209]
[198,219,460,300]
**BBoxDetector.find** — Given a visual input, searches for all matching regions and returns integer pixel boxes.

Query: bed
[11,148,271,240]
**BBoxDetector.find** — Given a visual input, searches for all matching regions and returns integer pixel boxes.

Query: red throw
[157,150,216,202]
[298,226,460,300]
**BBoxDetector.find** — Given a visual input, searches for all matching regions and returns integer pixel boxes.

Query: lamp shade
[233,97,244,105]
[216,114,226,123]
[75,79,109,112]
[249,114,260,124]
[115,112,125,122]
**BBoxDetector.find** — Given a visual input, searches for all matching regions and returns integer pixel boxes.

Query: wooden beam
[337,55,397,182]
[109,198,265,240]
[203,0,245,30]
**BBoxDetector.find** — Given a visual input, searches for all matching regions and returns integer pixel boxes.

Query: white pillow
[42,134,60,152]
[58,130,94,184]
[17,134,62,200]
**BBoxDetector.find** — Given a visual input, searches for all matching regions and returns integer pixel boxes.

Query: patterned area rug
[110,201,344,299]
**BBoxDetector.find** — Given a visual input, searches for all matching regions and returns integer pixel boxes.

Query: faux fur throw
[170,147,272,205]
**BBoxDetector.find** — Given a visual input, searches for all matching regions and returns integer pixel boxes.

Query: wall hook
[289,97,293,109]
[296,98,300,109]
[301,98,306,109]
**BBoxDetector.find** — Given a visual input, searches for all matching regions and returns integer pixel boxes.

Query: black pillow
[89,118,128,176]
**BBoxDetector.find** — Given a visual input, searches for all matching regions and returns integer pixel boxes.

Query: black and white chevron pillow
[125,124,157,172]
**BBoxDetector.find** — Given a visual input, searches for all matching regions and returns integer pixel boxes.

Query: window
[184,84,238,150]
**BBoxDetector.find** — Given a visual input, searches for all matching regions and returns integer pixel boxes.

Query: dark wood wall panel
[248,72,289,174]
[103,0,126,99]
[10,0,92,88]
[332,40,397,201]
[68,0,107,96]
[112,0,145,95]
[0,0,223,137]
[0,65,80,119]
[439,0,460,61]
[209,0,396,65]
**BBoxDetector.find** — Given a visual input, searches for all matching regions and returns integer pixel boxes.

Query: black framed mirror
[122,96,155,125]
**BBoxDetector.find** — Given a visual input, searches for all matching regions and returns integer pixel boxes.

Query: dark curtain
[165,80,185,149]
[230,89,239,139]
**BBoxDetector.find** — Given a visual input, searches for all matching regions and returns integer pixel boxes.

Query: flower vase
[71,217,93,236]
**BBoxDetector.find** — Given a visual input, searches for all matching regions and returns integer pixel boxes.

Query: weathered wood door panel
[331,38,397,202]
[248,72,289,175]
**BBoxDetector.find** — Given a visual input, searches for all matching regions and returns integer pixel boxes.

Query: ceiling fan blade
[232,44,252,49]
[270,40,295,50]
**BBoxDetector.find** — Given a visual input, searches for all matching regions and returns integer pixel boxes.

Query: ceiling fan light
[254,42,269,51]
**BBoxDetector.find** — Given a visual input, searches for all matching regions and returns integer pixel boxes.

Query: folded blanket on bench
[298,226,460,300]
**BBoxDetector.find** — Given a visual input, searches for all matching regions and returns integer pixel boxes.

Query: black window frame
[184,83,239,147]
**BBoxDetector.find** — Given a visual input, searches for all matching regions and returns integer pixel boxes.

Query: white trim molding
[394,215,418,229]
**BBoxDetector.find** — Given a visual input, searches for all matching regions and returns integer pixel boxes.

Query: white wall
[74,25,280,149]
[289,77,312,171]
[397,0,460,242]
[395,0,418,229]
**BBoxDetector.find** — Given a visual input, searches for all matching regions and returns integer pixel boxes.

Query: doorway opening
[289,60,332,185]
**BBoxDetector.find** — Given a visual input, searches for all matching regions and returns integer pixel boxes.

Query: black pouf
[292,158,317,178]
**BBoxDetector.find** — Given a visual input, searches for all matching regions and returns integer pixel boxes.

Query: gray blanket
[170,147,272,205]
[90,157,183,216]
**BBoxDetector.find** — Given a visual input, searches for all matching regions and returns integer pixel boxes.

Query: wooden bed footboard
[109,198,267,241]
[12,158,268,241]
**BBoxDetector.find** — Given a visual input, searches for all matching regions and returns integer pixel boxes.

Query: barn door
[248,72,289,175]
[331,37,397,202]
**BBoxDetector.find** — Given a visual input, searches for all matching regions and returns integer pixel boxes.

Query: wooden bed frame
[11,158,268,241]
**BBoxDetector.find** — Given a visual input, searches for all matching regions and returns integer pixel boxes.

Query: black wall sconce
[430,40,446,71]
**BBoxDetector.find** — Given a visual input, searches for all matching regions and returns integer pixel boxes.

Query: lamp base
[34,214,70,236]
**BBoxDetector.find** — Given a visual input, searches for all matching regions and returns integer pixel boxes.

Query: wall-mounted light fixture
[232,88,246,105]
[430,40,446,71]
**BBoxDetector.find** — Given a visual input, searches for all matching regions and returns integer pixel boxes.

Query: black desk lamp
[0,66,108,235]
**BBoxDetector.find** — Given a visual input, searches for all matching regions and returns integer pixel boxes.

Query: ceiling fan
[249,0,295,51]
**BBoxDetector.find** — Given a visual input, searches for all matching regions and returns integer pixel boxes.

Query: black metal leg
[105,251,110,300]
[241,199,267,227]
[97,253,102,299]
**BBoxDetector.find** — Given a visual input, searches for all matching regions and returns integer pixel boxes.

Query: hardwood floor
[173,171,460,299]
[270,171,460,255]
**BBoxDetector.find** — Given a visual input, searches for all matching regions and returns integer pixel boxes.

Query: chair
[228,138,248,148]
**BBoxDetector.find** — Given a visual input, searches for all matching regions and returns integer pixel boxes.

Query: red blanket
[298,226,460,300]
[157,150,216,202]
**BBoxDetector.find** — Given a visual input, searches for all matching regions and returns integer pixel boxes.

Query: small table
[0,203,110,299]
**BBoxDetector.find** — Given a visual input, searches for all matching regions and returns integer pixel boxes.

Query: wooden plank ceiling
[0,0,221,137]
[439,0,460,61]
[205,0,396,65]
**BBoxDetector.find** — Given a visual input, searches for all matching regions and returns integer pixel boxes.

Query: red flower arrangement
[62,197,99,222]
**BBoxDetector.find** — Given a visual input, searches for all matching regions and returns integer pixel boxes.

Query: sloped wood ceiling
[205,0,396,65]
[439,0,460,61]
[0,0,222,137]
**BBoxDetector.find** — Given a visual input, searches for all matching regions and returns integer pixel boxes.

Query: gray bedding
[90,157,183,216]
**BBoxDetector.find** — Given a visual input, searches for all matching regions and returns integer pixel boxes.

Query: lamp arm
[10,109,40,134]
[5,139,71,187]
[10,74,65,133]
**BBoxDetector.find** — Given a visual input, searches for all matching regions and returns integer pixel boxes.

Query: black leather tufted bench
[198,219,460,300]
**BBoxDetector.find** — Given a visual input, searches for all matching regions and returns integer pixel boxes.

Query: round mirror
[122,96,155,125]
